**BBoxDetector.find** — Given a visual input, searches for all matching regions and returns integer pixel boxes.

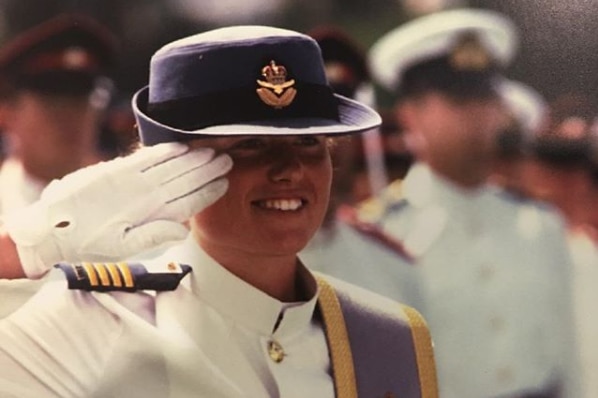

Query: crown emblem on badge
[449,32,492,71]
[256,60,297,108]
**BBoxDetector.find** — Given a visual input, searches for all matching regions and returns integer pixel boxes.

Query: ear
[0,97,16,132]
[394,100,427,157]
[395,100,416,132]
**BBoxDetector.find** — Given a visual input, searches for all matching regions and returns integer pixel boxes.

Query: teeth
[260,199,303,211]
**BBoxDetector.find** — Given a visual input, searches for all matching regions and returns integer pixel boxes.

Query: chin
[261,233,314,256]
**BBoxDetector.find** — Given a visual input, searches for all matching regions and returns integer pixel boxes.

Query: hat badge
[61,46,93,70]
[256,60,297,109]
[449,32,492,71]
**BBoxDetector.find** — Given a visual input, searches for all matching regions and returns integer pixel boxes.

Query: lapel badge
[256,60,297,109]
[449,32,492,71]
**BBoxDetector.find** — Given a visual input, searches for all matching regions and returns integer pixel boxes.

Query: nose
[267,148,305,183]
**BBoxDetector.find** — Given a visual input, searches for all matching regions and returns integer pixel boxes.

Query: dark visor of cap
[146,81,341,131]
[398,56,500,100]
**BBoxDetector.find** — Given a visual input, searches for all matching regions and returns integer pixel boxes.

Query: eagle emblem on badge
[256,60,296,108]
[449,32,492,71]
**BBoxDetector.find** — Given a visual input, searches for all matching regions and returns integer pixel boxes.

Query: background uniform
[368,162,579,397]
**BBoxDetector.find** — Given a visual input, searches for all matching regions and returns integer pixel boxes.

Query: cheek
[191,191,243,248]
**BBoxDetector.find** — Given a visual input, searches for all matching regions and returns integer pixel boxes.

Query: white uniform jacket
[0,234,439,398]
[374,163,581,398]
[0,158,48,317]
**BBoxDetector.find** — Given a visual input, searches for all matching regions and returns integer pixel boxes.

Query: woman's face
[189,134,333,259]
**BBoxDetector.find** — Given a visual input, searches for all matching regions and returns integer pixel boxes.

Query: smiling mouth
[253,198,306,211]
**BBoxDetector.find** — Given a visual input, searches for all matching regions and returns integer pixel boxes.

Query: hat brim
[132,86,381,145]
[369,8,518,92]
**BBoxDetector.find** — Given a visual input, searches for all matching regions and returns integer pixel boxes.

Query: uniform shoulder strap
[337,203,414,263]
[353,179,406,224]
[316,274,438,398]
[54,261,191,292]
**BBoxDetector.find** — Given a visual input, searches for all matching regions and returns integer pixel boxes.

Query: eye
[294,135,324,147]
[230,137,267,151]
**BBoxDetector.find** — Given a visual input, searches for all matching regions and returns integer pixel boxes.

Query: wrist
[2,201,63,278]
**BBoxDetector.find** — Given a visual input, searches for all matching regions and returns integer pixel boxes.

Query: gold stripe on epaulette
[94,263,111,287]
[106,263,123,287]
[82,262,99,287]
[355,197,385,224]
[117,262,134,288]
[355,180,404,224]
[402,305,438,398]
[316,276,358,398]
[384,179,404,201]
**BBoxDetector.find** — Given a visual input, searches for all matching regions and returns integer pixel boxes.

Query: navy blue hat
[133,26,382,145]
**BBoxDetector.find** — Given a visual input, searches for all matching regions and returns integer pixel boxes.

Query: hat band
[147,82,340,130]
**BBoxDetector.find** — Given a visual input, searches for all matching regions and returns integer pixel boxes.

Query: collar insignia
[449,32,492,71]
[256,60,297,108]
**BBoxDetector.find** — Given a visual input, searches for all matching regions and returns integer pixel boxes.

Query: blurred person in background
[301,25,419,305]
[519,93,598,398]
[364,8,581,398]
[0,13,118,317]
[490,79,547,197]
[305,25,376,213]
[522,93,598,235]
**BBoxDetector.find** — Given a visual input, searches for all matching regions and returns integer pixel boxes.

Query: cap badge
[256,60,296,109]
[449,32,492,71]
[62,47,92,70]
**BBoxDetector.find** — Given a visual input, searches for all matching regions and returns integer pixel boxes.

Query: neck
[192,229,302,302]
[427,158,488,190]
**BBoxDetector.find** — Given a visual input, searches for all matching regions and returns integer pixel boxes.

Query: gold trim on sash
[402,305,439,398]
[316,276,358,398]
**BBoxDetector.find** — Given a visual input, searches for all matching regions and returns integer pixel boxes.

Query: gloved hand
[2,142,232,279]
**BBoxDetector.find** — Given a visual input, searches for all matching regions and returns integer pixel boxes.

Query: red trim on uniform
[337,204,415,264]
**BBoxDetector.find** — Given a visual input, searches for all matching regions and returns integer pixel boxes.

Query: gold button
[167,262,178,272]
[489,316,505,331]
[478,263,494,281]
[267,340,285,363]
[497,366,513,383]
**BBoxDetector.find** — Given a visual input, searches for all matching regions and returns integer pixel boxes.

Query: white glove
[2,142,232,278]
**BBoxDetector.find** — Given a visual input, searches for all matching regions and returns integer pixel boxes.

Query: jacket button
[267,339,285,363]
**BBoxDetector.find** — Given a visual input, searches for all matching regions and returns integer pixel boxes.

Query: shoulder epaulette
[54,261,192,292]
[354,179,406,224]
[337,204,415,264]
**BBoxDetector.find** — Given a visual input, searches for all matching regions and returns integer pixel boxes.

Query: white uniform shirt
[380,163,580,398]
[0,158,48,317]
[0,236,334,398]
[568,231,598,398]
[0,157,45,213]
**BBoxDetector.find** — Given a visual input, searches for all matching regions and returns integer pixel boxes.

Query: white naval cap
[498,79,547,135]
[369,8,519,93]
